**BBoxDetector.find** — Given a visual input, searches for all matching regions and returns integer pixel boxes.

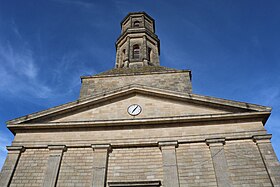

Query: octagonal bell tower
[115,12,160,68]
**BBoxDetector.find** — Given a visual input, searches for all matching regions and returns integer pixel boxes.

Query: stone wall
[79,71,192,98]
[57,148,93,186]
[10,149,48,187]
[3,108,279,186]
[177,143,217,186]
[107,147,163,185]
[225,140,272,186]
[5,139,278,186]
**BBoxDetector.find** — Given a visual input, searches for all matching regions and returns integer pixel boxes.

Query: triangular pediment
[7,85,271,127]
[49,93,232,123]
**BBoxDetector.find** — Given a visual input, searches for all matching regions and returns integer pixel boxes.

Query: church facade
[1,12,280,187]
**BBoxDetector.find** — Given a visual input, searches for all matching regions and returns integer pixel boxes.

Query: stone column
[142,35,148,65]
[142,15,145,28]
[158,141,180,187]
[43,145,66,187]
[124,37,130,67]
[129,16,132,28]
[91,144,111,187]
[0,146,25,187]
[115,46,120,68]
[154,43,160,66]
[206,138,232,187]
[253,134,280,186]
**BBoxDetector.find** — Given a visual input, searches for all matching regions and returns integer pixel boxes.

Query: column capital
[48,145,67,151]
[158,141,178,149]
[91,144,111,151]
[253,134,272,144]
[206,137,225,146]
[6,146,25,153]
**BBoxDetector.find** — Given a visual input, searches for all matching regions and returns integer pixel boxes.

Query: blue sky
[0,0,280,169]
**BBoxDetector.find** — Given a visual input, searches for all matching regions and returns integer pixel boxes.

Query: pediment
[49,93,232,123]
[7,85,271,126]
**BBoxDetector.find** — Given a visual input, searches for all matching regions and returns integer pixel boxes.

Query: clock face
[127,104,142,116]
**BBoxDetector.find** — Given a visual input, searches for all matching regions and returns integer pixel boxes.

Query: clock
[127,104,142,116]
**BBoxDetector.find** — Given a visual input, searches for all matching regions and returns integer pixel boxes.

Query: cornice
[8,111,270,133]
[115,28,159,47]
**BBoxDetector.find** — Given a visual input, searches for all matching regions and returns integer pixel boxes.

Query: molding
[8,111,270,133]
[108,180,161,187]
[6,146,25,152]
[82,69,191,79]
[91,144,111,151]
[253,134,272,143]
[158,141,178,148]
[206,138,226,146]
[120,12,155,26]
[116,28,159,46]
[47,145,67,151]
[9,133,269,150]
[10,131,268,150]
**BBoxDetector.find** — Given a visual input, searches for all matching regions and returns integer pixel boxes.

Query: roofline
[81,69,191,79]
[6,85,271,126]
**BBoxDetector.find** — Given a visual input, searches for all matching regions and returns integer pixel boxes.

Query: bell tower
[115,12,160,68]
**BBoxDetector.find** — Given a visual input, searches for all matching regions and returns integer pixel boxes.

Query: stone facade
[79,68,192,99]
[1,12,280,187]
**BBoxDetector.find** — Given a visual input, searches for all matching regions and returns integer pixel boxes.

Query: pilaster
[142,15,145,28]
[43,145,66,187]
[91,144,111,187]
[253,134,280,186]
[115,46,120,68]
[154,43,160,66]
[158,141,180,187]
[124,37,130,67]
[0,146,25,187]
[206,138,232,187]
[142,35,148,65]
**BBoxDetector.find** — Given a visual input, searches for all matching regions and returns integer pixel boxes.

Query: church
[1,12,279,187]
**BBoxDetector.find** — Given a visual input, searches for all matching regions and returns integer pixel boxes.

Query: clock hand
[132,106,138,113]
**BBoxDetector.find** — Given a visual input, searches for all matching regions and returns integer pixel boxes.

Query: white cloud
[1,42,38,79]
[0,24,53,99]
[0,18,98,101]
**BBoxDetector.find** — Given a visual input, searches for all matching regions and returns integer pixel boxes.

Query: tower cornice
[115,28,160,54]
[120,12,155,28]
